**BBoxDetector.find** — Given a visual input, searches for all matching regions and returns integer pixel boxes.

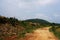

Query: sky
[0,0,60,23]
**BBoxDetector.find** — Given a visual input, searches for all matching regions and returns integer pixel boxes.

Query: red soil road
[20,27,58,40]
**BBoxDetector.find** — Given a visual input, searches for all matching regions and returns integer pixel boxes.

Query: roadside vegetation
[50,23,60,39]
[0,16,60,40]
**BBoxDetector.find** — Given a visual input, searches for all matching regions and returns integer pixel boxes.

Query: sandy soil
[21,27,58,40]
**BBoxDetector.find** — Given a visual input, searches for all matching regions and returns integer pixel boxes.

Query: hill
[23,19,50,23]
[23,19,51,26]
[0,16,60,40]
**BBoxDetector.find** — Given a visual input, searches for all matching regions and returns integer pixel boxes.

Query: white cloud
[1,0,60,23]
[35,13,52,22]
[2,0,58,10]
[53,14,60,17]
[30,0,58,6]
[35,13,48,19]
[20,0,59,10]
[34,0,54,6]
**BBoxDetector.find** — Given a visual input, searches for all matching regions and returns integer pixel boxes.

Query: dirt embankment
[20,27,58,40]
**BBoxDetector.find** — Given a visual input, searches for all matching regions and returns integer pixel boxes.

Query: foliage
[50,23,60,39]
[0,16,60,40]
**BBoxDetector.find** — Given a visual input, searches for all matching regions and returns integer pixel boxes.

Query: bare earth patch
[20,27,58,40]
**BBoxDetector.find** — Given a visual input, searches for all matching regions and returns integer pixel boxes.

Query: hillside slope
[0,16,60,40]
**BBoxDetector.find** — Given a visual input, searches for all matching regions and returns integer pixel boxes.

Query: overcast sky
[0,0,60,23]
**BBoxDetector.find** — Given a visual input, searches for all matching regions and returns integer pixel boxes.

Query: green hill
[23,19,50,23]
[23,19,51,26]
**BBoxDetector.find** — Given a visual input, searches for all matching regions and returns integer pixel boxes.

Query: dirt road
[22,27,58,40]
